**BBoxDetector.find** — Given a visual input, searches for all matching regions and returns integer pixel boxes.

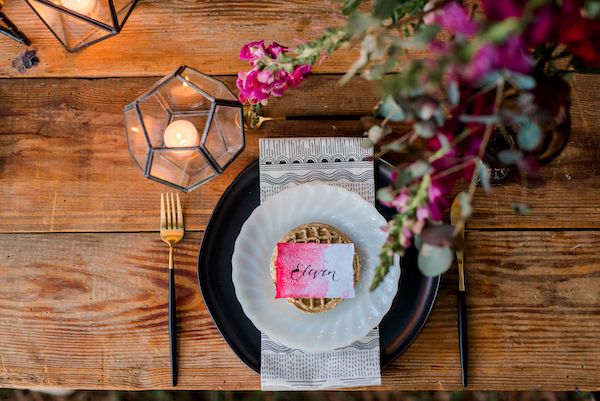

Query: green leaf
[447,80,460,106]
[362,138,375,148]
[477,70,503,87]
[480,18,521,43]
[505,71,536,90]
[458,192,472,219]
[478,161,491,193]
[459,114,500,124]
[518,122,542,151]
[377,186,395,203]
[382,141,407,152]
[418,243,454,277]
[409,160,432,178]
[415,120,437,138]
[347,12,380,35]
[512,202,532,214]
[377,95,406,121]
[414,234,423,250]
[342,0,363,15]
[498,149,522,165]
[372,0,398,19]
[412,24,441,46]
[586,0,600,18]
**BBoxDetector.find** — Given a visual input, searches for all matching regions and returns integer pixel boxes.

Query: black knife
[451,193,468,387]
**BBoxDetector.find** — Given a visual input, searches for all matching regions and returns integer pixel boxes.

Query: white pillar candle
[61,0,97,14]
[163,120,199,149]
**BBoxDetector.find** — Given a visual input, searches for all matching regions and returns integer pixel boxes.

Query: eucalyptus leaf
[378,95,406,121]
[586,0,600,18]
[459,114,500,124]
[447,80,460,106]
[347,12,380,36]
[377,186,395,203]
[418,243,454,277]
[382,141,407,152]
[415,120,437,138]
[478,70,503,87]
[478,161,491,193]
[409,160,432,178]
[498,149,522,165]
[518,122,542,151]
[414,234,423,251]
[506,71,536,90]
[481,18,521,43]
[372,0,399,19]
[412,24,441,46]
[362,138,375,148]
[367,125,386,142]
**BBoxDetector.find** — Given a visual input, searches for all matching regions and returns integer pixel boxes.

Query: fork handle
[168,247,177,387]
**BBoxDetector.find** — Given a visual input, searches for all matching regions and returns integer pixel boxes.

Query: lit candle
[61,0,97,14]
[163,120,199,155]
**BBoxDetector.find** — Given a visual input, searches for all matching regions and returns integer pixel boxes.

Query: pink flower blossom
[240,40,267,64]
[463,36,533,83]
[266,42,288,58]
[432,2,478,37]
[237,40,312,105]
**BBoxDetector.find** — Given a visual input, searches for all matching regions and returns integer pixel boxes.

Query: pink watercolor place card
[275,243,356,299]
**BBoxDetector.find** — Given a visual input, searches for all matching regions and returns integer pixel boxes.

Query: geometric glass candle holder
[24,0,138,52]
[124,65,245,192]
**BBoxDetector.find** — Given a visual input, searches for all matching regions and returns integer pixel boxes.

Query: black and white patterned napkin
[259,137,381,390]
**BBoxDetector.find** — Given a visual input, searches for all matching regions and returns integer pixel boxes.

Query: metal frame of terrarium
[124,65,245,192]
[24,0,138,52]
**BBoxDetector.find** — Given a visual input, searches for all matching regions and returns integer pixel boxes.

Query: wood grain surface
[0,75,599,233]
[0,0,358,78]
[1,0,600,391]
[0,230,598,390]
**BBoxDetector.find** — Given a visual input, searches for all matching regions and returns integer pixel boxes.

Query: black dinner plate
[197,160,440,373]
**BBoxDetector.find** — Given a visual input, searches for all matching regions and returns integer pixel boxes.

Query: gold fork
[160,193,184,387]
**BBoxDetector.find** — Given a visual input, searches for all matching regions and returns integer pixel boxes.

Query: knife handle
[169,267,177,387]
[458,290,468,387]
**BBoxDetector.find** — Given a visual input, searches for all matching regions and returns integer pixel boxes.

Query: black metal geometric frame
[24,0,138,52]
[124,66,245,192]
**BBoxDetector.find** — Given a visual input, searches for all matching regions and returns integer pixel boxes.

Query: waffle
[270,223,361,314]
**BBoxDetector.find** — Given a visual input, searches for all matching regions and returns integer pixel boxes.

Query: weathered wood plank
[0,0,361,78]
[1,74,599,232]
[0,230,598,390]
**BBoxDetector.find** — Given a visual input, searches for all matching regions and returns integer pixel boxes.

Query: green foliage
[418,243,454,276]
[377,95,406,121]
[518,122,542,151]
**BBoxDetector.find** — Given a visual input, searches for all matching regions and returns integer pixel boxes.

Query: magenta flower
[481,0,523,20]
[463,36,532,83]
[240,40,267,64]
[288,64,312,87]
[237,40,312,105]
[266,42,288,58]
[433,2,478,36]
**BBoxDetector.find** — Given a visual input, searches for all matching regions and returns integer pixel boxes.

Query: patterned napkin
[259,137,381,390]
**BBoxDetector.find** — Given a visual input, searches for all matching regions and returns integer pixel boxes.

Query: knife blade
[451,192,468,387]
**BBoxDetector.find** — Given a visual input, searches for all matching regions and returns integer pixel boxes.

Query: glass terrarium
[124,65,245,192]
[24,0,137,52]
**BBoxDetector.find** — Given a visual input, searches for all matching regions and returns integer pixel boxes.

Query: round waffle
[270,222,361,314]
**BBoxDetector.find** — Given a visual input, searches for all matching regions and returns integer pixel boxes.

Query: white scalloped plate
[231,183,400,352]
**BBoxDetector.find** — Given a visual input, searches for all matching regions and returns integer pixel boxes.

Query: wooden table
[1,0,600,391]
